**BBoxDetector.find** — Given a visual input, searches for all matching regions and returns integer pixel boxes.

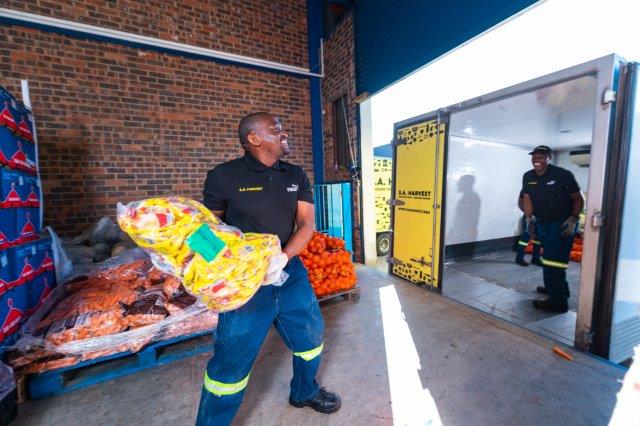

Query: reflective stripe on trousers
[541,258,568,269]
[294,343,323,361]
[203,372,250,396]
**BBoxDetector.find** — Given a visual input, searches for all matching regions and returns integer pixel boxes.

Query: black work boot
[289,388,341,414]
[515,258,529,267]
[532,298,568,313]
[536,286,549,295]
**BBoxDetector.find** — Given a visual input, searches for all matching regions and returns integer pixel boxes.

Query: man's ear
[247,132,261,147]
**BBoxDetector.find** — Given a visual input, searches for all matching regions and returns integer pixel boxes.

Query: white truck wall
[445,136,531,245]
[553,150,590,191]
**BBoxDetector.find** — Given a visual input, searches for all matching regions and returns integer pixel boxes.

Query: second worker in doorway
[522,145,584,313]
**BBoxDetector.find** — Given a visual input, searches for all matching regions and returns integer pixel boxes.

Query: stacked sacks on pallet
[63,216,137,265]
[5,250,218,374]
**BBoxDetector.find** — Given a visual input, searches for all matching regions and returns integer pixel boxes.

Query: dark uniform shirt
[521,164,580,223]
[202,152,314,247]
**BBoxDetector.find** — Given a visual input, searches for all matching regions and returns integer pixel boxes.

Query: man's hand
[526,216,538,240]
[561,216,578,238]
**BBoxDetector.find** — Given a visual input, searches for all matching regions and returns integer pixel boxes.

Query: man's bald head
[238,112,274,149]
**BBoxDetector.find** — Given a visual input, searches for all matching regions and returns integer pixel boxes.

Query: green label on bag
[186,224,226,262]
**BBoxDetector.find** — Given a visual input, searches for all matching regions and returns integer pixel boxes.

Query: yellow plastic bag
[117,197,286,312]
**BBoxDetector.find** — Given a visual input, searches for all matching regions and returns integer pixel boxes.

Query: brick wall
[5,0,308,68]
[320,12,362,261]
[0,2,312,236]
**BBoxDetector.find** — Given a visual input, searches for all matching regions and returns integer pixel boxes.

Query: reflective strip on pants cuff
[541,258,568,269]
[204,372,250,396]
[294,343,323,361]
[532,240,541,245]
[518,241,529,247]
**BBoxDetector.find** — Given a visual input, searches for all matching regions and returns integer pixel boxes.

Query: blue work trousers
[516,216,541,262]
[195,256,324,426]
[538,221,576,304]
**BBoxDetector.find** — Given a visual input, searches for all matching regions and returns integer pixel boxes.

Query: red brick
[0,20,313,235]
[320,13,362,261]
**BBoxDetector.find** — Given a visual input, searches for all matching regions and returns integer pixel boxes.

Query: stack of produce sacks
[6,196,288,374]
[300,232,356,297]
[6,253,217,374]
[117,197,288,312]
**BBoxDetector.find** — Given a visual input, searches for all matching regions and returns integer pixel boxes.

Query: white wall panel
[554,150,590,191]
[445,136,531,245]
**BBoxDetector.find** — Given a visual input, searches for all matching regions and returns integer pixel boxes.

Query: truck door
[389,112,448,290]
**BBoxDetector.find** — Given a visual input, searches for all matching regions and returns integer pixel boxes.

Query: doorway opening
[441,75,596,345]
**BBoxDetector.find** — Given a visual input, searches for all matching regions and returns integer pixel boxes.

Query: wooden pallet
[317,284,360,303]
[28,329,214,400]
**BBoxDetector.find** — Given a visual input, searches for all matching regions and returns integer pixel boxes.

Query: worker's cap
[529,145,552,155]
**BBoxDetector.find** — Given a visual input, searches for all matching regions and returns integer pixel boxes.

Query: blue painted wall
[354,0,538,96]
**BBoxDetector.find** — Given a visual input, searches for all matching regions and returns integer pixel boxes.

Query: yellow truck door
[389,114,447,289]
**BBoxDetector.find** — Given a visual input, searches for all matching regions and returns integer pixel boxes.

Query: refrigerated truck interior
[442,75,594,346]
[385,54,640,363]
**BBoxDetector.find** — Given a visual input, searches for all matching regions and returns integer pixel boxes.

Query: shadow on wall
[447,174,481,244]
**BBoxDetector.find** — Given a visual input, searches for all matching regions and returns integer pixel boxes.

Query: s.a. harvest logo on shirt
[239,186,263,192]
[287,184,299,193]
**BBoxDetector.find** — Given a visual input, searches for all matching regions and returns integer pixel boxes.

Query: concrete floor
[443,250,581,346]
[378,251,581,346]
[16,265,623,425]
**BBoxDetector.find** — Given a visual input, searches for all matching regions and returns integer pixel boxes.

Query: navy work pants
[516,216,541,263]
[195,257,324,426]
[538,221,575,305]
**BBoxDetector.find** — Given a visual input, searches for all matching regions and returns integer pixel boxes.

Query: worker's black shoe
[290,388,341,414]
[515,258,529,267]
[536,286,549,295]
[532,298,568,313]
[531,259,544,267]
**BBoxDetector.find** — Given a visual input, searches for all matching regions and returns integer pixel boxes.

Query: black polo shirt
[521,164,580,223]
[202,152,314,247]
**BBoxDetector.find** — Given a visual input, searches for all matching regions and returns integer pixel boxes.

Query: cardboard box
[0,88,18,133]
[0,249,14,297]
[0,168,23,208]
[19,174,40,208]
[35,238,53,273]
[0,208,17,249]
[0,285,27,344]
[14,209,39,245]
[15,103,34,143]
[26,272,55,317]
[11,243,37,288]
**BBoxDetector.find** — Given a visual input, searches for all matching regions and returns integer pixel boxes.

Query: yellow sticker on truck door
[391,118,446,288]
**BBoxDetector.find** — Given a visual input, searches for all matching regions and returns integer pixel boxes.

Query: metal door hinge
[591,210,605,229]
[602,88,616,105]
[410,256,432,268]
[388,199,405,206]
[583,330,595,344]
[392,138,407,146]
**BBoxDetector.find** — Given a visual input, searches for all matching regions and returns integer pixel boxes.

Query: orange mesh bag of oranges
[117,197,288,312]
[299,232,356,297]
